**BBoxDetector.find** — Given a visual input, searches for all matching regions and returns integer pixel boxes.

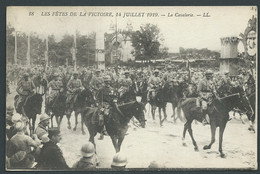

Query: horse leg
[55,115,59,128]
[111,136,119,152]
[163,107,167,121]
[81,113,86,135]
[118,136,125,152]
[187,122,199,151]
[32,117,36,134]
[203,123,216,150]
[89,131,97,148]
[66,114,71,129]
[159,108,163,126]
[219,124,227,158]
[73,112,79,131]
[171,104,176,122]
[177,106,182,122]
[182,121,189,146]
[151,105,155,120]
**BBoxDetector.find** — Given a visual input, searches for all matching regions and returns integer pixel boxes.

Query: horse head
[237,93,254,121]
[81,88,96,106]
[132,101,146,128]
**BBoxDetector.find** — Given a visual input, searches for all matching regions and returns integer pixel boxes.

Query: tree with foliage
[131,23,167,61]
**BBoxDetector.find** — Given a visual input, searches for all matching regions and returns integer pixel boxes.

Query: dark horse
[46,91,67,128]
[149,87,168,126]
[164,80,187,123]
[83,101,146,152]
[181,93,253,158]
[14,93,44,135]
[66,88,96,134]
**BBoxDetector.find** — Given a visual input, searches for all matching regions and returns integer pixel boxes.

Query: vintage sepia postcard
[5,6,257,170]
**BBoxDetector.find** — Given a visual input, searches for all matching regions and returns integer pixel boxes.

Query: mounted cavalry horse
[82,101,146,152]
[164,79,189,123]
[66,88,96,134]
[180,92,253,158]
[46,73,70,128]
[14,93,44,135]
[149,85,168,126]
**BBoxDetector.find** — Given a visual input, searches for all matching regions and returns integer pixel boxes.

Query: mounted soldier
[96,76,116,123]
[95,76,116,139]
[89,69,104,99]
[46,73,64,114]
[66,71,84,115]
[147,69,164,102]
[118,71,133,98]
[218,71,233,96]
[15,73,35,113]
[196,70,215,125]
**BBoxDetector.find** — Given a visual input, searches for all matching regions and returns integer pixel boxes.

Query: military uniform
[46,77,63,106]
[197,71,215,112]
[118,75,132,97]
[218,72,233,96]
[89,75,104,98]
[16,74,35,111]
[35,124,48,140]
[147,70,163,101]
[66,78,83,103]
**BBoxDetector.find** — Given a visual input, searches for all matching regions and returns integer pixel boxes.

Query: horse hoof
[73,128,76,131]
[182,142,187,147]
[194,147,199,151]
[68,126,71,129]
[82,131,86,135]
[220,153,226,158]
[203,145,210,150]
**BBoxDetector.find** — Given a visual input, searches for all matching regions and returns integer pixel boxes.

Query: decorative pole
[26,32,31,66]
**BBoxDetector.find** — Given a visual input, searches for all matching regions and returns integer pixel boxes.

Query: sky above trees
[7,6,256,52]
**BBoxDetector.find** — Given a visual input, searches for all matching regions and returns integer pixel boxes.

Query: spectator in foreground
[111,152,127,170]
[72,142,99,169]
[37,127,69,170]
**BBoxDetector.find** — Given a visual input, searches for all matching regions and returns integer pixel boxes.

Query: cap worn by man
[48,127,60,139]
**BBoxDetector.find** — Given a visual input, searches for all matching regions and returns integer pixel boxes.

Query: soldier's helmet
[81,142,95,158]
[104,76,111,82]
[111,152,127,167]
[124,71,130,75]
[23,73,29,77]
[224,71,229,75]
[53,73,59,77]
[205,70,213,75]
[73,71,79,75]
[95,69,101,73]
[153,69,160,74]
